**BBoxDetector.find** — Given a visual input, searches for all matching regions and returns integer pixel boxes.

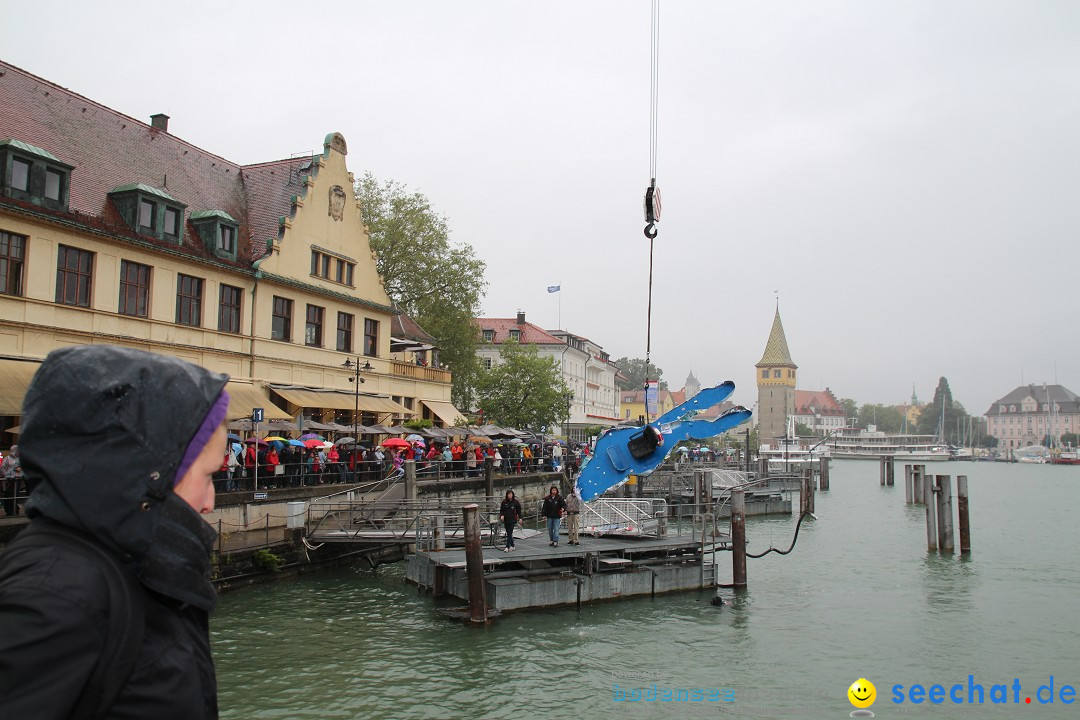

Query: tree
[794,422,815,437]
[857,404,905,433]
[839,397,858,425]
[355,173,487,408]
[1061,432,1080,448]
[475,341,571,430]
[613,357,668,391]
[915,377,972,445]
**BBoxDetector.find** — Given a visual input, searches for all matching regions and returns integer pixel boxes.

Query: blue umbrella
[226,433,242,443]
[288,439,306,447]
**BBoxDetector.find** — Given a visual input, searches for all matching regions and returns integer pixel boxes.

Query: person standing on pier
[498,489,523,551]
[565,489,581,545]
[0,345,226,719]
[541,485,567,547]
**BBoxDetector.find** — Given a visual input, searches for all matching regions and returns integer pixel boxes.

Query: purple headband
[175,389,230,486]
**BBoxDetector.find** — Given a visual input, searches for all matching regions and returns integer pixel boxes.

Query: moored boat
[824,427,950,461]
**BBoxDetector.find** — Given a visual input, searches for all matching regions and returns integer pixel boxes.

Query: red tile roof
[0,60,302,263]
[393,312,436,343]
[476,318,565,345]
[794,389,844,415]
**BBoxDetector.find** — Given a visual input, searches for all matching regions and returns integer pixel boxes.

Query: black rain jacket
[0,345,227,719]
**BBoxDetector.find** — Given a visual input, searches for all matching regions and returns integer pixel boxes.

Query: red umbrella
[381,437,410,448]
[302,438,324,448]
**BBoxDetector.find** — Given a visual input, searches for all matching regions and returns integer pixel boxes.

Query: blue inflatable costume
[576,381,752,501]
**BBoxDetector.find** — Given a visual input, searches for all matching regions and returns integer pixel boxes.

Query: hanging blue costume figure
[576,381,752,502]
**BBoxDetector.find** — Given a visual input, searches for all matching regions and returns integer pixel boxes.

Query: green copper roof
[756,308,797,367]
[0,138,73,168]
[190,209,237,223]
[109,183,180,203]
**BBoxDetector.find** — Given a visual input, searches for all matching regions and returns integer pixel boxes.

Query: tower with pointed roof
[756,306,798,441]
[684,370,701,400]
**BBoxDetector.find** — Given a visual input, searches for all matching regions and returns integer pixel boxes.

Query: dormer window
[11,158,30,191]
[109,184,186,244]
[509,329,521,342]
[1,139,73,212]
[483,329,494,342]
[139,199,156,232]
[190,210,238,260]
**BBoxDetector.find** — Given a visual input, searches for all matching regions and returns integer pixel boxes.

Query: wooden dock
[405,528,729,611]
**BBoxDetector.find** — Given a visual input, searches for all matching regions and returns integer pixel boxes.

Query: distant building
[619,388,682,425]
[474,312,620,440]
[894,385,924,430]
[755,307,797,441]
[793,389,845,436]
[683,370,701,400]
[984,384,1080,450]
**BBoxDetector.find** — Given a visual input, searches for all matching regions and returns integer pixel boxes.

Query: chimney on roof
[516,311,526,325]
[150,113,170,132]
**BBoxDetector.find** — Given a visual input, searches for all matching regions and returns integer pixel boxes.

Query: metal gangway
[575,498,669,538]
[306,485,547,548]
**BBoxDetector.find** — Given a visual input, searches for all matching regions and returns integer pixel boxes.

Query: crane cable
[644,0,661,422]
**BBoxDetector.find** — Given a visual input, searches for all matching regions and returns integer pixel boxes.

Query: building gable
[252,133,393,314]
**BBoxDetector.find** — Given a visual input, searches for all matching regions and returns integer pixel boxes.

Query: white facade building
[475,312,621,440]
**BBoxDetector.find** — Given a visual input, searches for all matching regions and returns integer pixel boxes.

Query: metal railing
[573,498,669,538]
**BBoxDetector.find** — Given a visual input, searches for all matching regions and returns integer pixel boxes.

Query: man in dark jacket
[0,345,228,719]
[541,484,567,547]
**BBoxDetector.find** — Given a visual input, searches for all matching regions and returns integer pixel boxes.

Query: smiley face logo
[847,678,876,709]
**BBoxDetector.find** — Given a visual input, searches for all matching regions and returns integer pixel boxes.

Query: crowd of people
[210,436,594,493]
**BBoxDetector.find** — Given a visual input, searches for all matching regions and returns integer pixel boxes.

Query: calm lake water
[212,461,1080,719]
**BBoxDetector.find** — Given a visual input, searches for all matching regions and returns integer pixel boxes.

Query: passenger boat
[824,427,949,461]
[758,432,829,471]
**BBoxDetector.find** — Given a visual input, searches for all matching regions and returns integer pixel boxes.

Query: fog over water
[4,1,1079,410]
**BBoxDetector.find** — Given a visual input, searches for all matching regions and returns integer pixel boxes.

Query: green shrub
[252,549,283,573]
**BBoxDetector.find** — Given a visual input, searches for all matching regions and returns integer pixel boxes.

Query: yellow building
[0,60,463,437]
[617,388,679,425]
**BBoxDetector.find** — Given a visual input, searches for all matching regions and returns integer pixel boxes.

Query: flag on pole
[547,285,561,293]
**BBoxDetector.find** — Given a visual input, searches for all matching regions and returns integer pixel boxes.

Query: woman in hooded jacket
[0,345,227,719]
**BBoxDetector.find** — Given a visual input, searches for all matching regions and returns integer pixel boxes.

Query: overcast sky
[4,1,1078,414]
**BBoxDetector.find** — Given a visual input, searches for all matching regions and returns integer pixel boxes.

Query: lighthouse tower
[755,307,797,442]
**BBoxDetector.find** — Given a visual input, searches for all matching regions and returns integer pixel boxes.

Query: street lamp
[342,357,373,484]
[564,392,574,443]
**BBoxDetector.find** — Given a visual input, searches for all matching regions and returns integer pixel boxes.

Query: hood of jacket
[20,345,228,611]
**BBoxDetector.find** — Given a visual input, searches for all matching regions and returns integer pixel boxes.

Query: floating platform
[404,530,728,611]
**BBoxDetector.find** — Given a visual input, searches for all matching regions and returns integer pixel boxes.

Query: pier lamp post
[342,357,373,484]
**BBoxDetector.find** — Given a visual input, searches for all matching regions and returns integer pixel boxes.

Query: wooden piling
[886,456,895,486]
[819,457,830,490]
[957,475,971,553]
[802,468,815,514]
[404,460,417,501]
[924,474,937,551]
[799,471,808,516]
[913,465,924,504]
[483,457,494,498]
[462,504,487,623]
[904,464,913,503]
[434,514,445,551]
[730,488,747,588]
[880,457,886,486]
[937,475,954,553]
